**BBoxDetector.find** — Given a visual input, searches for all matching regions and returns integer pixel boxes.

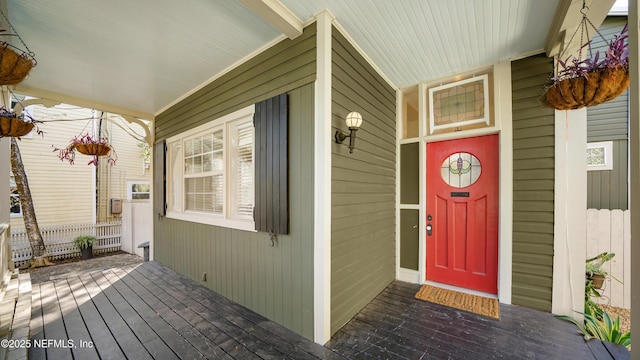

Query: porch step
[0,269,32,360]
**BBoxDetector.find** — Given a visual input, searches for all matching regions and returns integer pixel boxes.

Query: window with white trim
[587,141,613,171]
[127,181,150,200]
[166,105,255,231]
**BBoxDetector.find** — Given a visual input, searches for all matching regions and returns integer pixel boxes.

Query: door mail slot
[451,192,470,197]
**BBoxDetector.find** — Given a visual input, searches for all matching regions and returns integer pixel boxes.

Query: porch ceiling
[5,0,617,119]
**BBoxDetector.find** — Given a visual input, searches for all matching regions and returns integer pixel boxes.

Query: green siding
[155,23,317,142]
[330,27,396,334]
[587,139,628,210]
[511,54,555,312]
[586,18,629,210]
[153,24,316,340]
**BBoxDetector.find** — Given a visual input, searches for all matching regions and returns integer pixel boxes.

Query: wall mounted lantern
[334,111,363,153]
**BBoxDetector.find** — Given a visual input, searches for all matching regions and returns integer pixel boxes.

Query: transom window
[166,105,255,231]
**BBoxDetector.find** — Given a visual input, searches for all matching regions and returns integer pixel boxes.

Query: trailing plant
[585,252,616,278]
[543,14,629,110]
[556,311,630,349]
[552,24,628,83]
[53,132,117,166]
[73,235,96,250]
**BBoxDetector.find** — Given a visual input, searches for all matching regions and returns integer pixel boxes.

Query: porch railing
[10,222,121,267]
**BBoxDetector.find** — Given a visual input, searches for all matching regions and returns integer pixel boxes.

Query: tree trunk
[9,138,50,267]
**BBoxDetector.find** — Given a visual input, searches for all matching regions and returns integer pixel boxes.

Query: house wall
[511,54,555,312]
[587,17,629,210]
[9,104,150,230]
[153,24,317,340]
[330,27,396,334]
[96,117,151,222]
[10,105,95,229]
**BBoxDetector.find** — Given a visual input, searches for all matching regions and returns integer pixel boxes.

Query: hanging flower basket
[0,9,37,86]
[53,133,117,166]
[543,14,629,111]
[545,66,629,110]
[0,114,34,137]
[75,143,111,156]
[0,106,40,138]
[0,42,36,85]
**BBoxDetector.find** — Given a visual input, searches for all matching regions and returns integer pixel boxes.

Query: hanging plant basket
[75,143,111,156]
[0,8,37,86]
[54,132,117,166]
[0,42,36,86]
[0,115,34,137]
[543,9,629,111]
[545,66,629,110]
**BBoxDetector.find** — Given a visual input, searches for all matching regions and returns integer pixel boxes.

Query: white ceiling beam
[545,0,616,58]
[240,0,303,39]
[15,84,155,121]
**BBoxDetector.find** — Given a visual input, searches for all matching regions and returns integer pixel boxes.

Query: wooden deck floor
[28,262,627,359]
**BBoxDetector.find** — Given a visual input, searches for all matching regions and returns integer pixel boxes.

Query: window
[587,141,613,171]
[9,172,21,217]
[166,105,255,231]
[427,73,493,135]
[127,181,150,200]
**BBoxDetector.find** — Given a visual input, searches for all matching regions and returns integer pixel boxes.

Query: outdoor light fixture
[335,111,363,153]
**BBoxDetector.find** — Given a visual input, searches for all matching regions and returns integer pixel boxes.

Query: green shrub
[73,235,96,250]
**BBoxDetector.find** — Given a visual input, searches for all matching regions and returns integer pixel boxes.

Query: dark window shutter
[154,140,166,217]
[254,93,289,234]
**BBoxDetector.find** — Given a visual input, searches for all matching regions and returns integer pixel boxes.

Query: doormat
[415,284,499,319]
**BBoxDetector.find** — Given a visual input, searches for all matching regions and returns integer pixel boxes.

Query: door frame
[395,61,513,303]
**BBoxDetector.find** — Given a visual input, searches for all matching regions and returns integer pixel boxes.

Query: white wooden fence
[10,222,121,267]
[586,209,631,309]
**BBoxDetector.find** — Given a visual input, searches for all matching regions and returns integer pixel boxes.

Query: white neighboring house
[9,99,152,257]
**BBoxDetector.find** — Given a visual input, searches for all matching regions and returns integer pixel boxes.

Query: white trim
[398,204,420,210]
[396,63,513,303]
[313,10,333,345]
[164,105,256,231]
[239,0,303,39]
[398,268,420,283]
[586,141,614,171]
[428,74,490,134]
[126,180,151,200]
[494,60,513,304]
[552,107,587,318]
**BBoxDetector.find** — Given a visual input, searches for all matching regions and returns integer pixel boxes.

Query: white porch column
[313,10,334,345]
[552,108,587,317]
[628,0,639,356]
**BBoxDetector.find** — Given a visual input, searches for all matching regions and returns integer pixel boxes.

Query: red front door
[426,134,499,294]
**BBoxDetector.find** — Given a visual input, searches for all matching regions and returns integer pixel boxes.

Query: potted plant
[53,132,117,166]
[73,235,96,260]
[0,107,41,138]
[586,252,616,289]
[544,23,629,110]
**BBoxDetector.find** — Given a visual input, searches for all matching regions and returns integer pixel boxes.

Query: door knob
[426,223,432,236]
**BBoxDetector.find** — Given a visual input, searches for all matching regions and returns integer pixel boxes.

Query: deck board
[27,261,627,360]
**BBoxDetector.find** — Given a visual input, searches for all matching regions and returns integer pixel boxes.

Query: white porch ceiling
[7,0,566,118]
